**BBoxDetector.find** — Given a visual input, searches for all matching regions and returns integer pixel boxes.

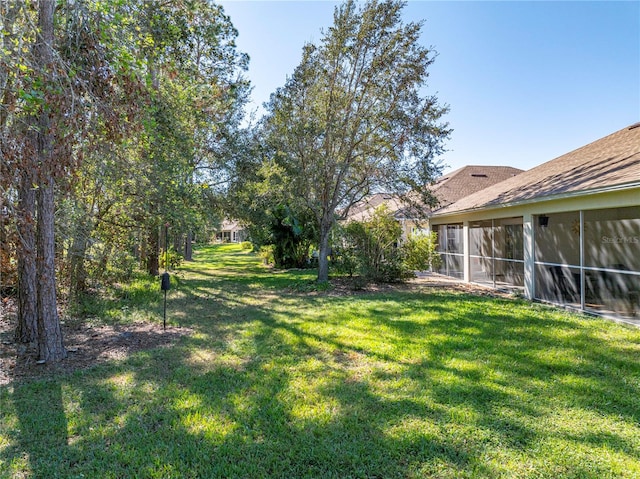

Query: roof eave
[431,181,640,218]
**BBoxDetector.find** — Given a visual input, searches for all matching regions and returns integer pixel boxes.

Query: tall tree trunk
[5,2,38,344]
[68,220,90,299]
[146,226,160,276]
[184,231,193,261]
[0,3,20,129]
[317,217,332,283]
[138,230,147,270]
[36,177,65,362]
[8,3,38,343]
[34,0,65,362]
[15,175,38,343]
[173,233,184,256]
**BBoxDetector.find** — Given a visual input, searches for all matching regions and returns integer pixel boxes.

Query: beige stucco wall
[398,218,431,242]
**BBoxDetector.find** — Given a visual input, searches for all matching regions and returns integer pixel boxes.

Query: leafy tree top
[261,0,450,281]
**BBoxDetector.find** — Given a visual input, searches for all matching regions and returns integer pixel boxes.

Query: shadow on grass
[2,382,70,477]
[2,244,639,478]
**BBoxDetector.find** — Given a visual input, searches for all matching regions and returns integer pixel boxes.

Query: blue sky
[219,0,640,174]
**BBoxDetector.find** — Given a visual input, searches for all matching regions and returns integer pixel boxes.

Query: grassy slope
[1,244,639,478]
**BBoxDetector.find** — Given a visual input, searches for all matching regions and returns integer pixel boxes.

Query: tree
[132,0,248,275]
[1,0,248,361]
[32,0,67,361]
[51,0,249,286]
[263,0,450,282]
[1,1,39,343]
[223,126,319,264]
[2,0,145,359]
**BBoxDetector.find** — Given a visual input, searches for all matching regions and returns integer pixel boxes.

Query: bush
[240,241,253,251]
[106,249,138,281]
[269,204,316,269]
[159,247,183,270]
[330,244,359,277]
[83,243,138,286]
[402,232,441,271]
[335,205,411,282]
[259,245,275,265]
[0,231,17,295]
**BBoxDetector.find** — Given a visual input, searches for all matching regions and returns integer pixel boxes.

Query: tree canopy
[261,0,450,281]
[1,0,249,361]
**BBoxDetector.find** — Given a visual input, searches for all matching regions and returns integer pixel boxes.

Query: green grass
[2,243,640,478]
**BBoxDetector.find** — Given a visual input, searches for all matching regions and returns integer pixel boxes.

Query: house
[344,166,523,239]
[430,123,640,323]
[430,165,524,210]
[215,219,246,243]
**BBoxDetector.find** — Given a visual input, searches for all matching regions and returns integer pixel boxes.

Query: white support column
[463,221,470,283]
[523,213,534,299]
[580,210,585,310]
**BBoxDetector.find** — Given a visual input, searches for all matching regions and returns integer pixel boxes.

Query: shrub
[159,247,183,270]
[402,232,441,271]
[330,243,359,277]
[240,241,253,251]
[107,249,138,281]
[335,205,411,282]
[84,242,138,286]
[269,204,316,269]
[0,231,17,296]
[259,245,275,265]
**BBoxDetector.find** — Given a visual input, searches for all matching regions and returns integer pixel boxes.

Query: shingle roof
[344,166,524,222]
[430,165,524,209]
[345,193,404,222]
[435,123,640,216]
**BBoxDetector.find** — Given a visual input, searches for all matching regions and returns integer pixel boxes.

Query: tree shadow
[2,244,639,477]
[5,381,69,478]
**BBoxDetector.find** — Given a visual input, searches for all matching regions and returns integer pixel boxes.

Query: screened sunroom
[428,123,640,324]
[435,217,525,291]
[534,206,640,318]
[469,217,524,289]
[435,224,464,279]
[432,204,640,322]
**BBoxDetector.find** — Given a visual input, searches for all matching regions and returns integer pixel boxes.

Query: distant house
[344,165,523,239]
[215,219,246,243]
[345,193,406,223]
[431,123,640,323]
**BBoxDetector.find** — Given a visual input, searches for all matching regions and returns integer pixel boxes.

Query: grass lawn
[1,243,640,478]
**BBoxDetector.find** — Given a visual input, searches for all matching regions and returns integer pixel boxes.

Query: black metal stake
[161,271,171,330]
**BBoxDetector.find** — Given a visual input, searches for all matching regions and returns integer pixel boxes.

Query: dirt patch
[319,273,517,299]
[1,300,191,386]
[410,274,519,299]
